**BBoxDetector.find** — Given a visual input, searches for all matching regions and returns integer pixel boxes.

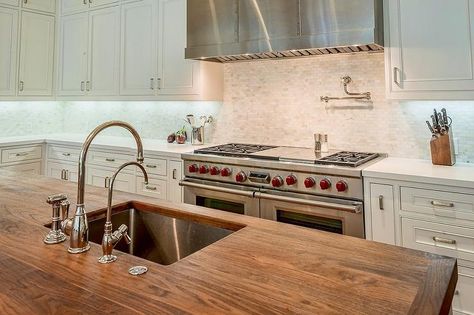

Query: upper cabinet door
[120,0,157,96]
[88,6,120,96]
[387,0,474,96]
[0,7,18,96]
[158,0,199,95]
[22,0,56,13]
[61,0,88,15]
[57,12,88,96]
[0,0,19,6]
[18,12,55,96]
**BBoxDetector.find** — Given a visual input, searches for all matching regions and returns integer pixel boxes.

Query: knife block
[430,129,456,166]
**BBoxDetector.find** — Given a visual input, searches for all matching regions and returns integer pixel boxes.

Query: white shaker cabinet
[18,11,55,96]
[57,12,88,95]
[385,0,474,99]
[88,6,120,95]
[157,0,199,95]
[120,0,157,96]
[22,0,56,13]
[0,7,18,96]
[57,6,120,96]
[0,0,19,6]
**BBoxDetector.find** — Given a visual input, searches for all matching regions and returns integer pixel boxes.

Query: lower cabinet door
[87,166,136,193]
[168,160,182,203]
[453,265,474,315]
[1,161,41,175]
[369,183,396,245]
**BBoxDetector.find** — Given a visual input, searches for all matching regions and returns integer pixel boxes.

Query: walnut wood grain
[0,170,457,314]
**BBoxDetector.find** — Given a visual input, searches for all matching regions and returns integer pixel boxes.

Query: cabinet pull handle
[172,169,177,180]
[146,164,157,169]
[86,81,91,91]
[378,195,384,210]
[23,0,27,4]
[64,170,69,181]
[455,290,460,296]
[83,0,87,4]
[432,236,456,245]
[15,152,28,157]
[145,185,157,191]
[393,67,401,87]
[61,169,66,180]
[89,0,92,4]
[431,200,454,208]
[80,81,85,91]
[157,78,161,90]
[150,78,154,90]
[19,81,24,91]
[62,152,71,157]
[105,158,115,162]
[105,177,110,188]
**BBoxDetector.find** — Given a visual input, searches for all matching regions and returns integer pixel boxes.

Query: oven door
[259,190,364,238]
[180,179,260,217]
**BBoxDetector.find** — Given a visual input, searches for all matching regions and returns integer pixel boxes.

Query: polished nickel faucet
[62,121,145,254]
[99,162,149,264]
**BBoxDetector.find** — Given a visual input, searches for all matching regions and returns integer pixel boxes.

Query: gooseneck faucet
[64,121,145,254]
[99,162,149,264]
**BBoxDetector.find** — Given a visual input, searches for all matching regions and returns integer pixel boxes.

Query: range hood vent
[186,0,384,63]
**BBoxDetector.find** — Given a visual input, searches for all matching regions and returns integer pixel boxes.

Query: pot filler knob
[271,176,284,188]
[235,171,247,183]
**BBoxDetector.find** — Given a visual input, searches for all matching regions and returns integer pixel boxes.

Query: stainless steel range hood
[185,0,384,63]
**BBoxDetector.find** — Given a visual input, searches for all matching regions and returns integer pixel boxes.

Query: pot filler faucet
[43,121,145,254]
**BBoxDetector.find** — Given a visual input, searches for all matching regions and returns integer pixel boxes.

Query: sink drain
[128,266,148,276]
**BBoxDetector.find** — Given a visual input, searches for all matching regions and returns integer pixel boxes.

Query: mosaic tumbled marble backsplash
[1,52,474,162]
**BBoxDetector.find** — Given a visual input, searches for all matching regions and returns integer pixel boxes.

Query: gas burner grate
[194,143,278,158]
[316,151,379,167]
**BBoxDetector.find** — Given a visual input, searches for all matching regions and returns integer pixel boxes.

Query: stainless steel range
[180,144,385,238]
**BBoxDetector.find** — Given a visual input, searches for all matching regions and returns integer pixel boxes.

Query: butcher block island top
[0,171,457,315]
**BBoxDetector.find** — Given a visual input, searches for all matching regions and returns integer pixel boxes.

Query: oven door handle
[179,180,256,198]
[257,192,362,214]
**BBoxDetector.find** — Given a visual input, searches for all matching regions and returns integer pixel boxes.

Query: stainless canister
[191,126,205,145]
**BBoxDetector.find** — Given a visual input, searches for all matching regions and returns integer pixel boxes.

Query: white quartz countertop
[363,157,474,189]
[0,134,217,158]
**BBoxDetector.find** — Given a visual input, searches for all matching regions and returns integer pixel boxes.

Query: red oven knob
[336,180,348,192]
[304,177,315,188]
[199,165,209,174]
[210,166,220,176]
[221,167,232,177]
[188,164,198,173]
[319,178,331,190]
[286,175,297,186]
[272,176,284,188]
[235,171,247,182]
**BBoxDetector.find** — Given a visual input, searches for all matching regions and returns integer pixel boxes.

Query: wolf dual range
[180,144,384,238]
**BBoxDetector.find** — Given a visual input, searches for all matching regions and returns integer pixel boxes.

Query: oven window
[196,196,245,215]
[276,210,343,234]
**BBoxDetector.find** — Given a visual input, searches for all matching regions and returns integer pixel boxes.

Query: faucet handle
[114,224,132,245]
[47,193,68,205]
[44,193,68,245]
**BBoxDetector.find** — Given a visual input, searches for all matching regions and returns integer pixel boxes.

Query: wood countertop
[0,171,457,314]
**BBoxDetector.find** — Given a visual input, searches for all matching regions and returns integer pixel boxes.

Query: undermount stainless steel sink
[87,202,242,265]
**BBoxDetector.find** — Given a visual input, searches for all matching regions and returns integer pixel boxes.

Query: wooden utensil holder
[430,129,456,166]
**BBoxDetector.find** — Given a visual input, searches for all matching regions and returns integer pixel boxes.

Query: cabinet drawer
[88,150,134,169]
[453,266,474,315]
[401,218,474,262]
[48,145,81,162]
[143,157,167,177]
[136,176,167,200]
[1,161,41,175]
[401,187,474,222]
[1,145,42,164]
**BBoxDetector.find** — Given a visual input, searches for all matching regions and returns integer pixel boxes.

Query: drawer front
[136,176,167,200]
[87,167,136,193]
[401,187,474,222]
[453,266,474,315]
[47,161,79,182]
[1,161,41,175]
[402,218,474,262]
[48,145,81,163]
[88,150,134,169]
[143,157,167,177]
[1,145,42,164]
